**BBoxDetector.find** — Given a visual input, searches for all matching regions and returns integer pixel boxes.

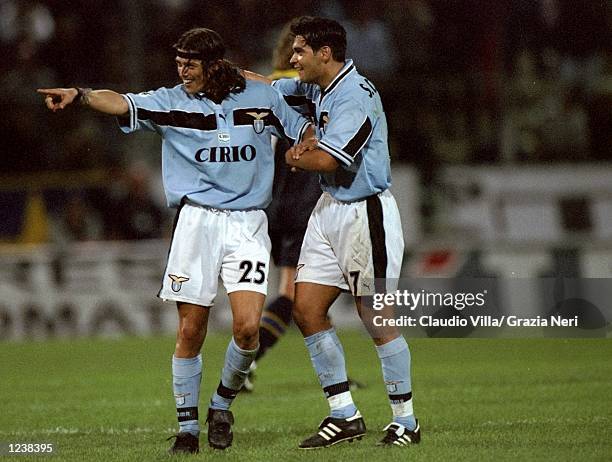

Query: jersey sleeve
[269,87,311,145]
[117,87,172,133]
[317,98,373,168]
[271,77,300,96]
[271,78,316,119]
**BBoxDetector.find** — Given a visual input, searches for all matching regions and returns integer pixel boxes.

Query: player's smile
[290,36,318,84]
[176,55,205,94]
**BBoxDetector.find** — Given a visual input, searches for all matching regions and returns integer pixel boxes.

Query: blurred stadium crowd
[1,0,611,244]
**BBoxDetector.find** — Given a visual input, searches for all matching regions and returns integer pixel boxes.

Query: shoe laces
[382,423,405,437]
[380,426,403,444]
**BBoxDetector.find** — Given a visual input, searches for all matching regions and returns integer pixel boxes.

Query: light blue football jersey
[272,59,392,202]
[119,80,310,209]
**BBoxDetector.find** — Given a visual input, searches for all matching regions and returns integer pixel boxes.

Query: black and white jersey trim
[139,109,217,131]
[120,98,309,142]
[297,120,311,144]
[124,103,218,131]
[317,116,372,166]
[119,94,138,130]
[128,95,137,130]
[270,112,310,144]
[317,140,353,167]
[281,94,317,116]
[343,116,373,157]
[321,63,356,101]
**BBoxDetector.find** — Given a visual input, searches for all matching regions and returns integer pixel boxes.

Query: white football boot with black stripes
[299,411,366,449]
[377,420,421,447]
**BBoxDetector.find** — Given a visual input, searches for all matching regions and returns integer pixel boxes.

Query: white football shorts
[295,189,404,296]
[159,201,271,306]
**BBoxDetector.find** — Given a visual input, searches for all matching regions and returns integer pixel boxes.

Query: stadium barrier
[0,239,610,340]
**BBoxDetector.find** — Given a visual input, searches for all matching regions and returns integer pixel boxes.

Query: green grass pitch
[1,331,611,461]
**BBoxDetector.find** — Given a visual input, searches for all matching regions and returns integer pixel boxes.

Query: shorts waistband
[184,199,261,214]
[322,189,390,204]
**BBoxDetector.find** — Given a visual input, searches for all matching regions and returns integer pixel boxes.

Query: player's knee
[233,322,259,350]
[178,323,205,347]
[291,305,305,328]
[292,302,315,329]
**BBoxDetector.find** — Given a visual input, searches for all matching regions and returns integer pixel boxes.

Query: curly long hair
[173,28,245,103]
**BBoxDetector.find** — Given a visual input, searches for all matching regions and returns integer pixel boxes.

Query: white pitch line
[0,427,176,436]
[480,415,609,427]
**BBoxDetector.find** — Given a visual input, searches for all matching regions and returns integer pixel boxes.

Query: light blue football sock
[305,328,357,419]
[172,354,202,436]
[376,336,417,431]
[210,337,258,410]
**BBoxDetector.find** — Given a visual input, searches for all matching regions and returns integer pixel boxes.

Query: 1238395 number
[4,442,54,454]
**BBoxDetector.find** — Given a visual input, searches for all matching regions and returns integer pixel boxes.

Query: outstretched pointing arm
[36,88,129,116]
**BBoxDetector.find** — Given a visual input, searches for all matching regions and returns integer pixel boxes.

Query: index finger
[36,88,62,95]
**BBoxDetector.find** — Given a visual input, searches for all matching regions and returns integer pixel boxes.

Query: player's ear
[319,46,332,63]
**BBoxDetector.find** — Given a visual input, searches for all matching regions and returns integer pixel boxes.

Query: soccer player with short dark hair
[245,20,364,394]
[274,16,421,449]
[38,27,312,455]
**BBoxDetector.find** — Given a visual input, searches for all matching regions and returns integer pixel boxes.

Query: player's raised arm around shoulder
[242,70,272,85]
[269,85,312,145]
[243,69,305,96]
[36,87,129,115]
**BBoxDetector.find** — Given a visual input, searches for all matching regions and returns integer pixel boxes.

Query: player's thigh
[222,210,271,297]
[336,191,404,296]
[177,302,210,334]
[293,282,341,336]
[160,204,222,306]
[295,214,349,291]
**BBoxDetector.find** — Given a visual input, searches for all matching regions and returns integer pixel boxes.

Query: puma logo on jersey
[246,111,269,134]
[169,274,190,292]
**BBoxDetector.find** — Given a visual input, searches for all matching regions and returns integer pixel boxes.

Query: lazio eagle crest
[169,274,190,292]
[246,111,269,134]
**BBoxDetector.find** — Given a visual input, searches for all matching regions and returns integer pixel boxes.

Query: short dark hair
[173,28,245,103]
[290,16,346,62]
